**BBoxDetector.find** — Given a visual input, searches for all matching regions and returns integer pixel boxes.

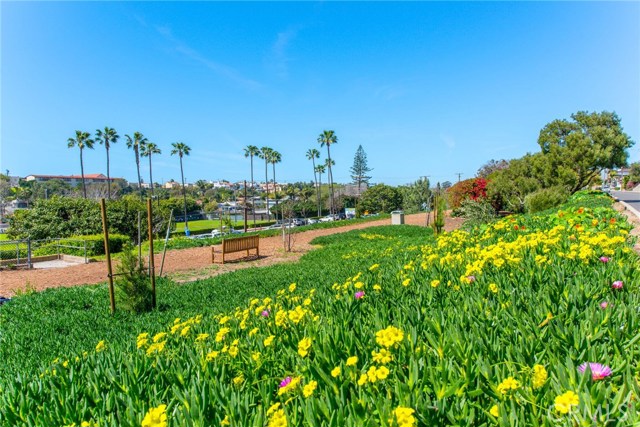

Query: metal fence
[0,238,88,268]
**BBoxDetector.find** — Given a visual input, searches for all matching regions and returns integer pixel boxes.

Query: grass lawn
[173,219,273,233]
[0,234,9,241]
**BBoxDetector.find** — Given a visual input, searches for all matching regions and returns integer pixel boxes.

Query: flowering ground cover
[0,192,638,426]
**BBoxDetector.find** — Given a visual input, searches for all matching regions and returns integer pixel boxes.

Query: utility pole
[420,176,430,227]
[456,172,463,182]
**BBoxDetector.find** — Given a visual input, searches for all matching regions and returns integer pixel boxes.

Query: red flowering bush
[447,178,488,209]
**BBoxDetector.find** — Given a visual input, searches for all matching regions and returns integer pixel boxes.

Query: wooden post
[100,198,116,314]
[159,209,173,277]
[244,180,248,233]
[147,198,156,309]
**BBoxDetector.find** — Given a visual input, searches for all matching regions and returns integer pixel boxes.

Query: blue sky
[2,1,639,186]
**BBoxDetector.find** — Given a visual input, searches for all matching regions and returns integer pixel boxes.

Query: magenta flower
[599,256,610,263]
[578,362,612,381]
[279,376,292,388]
[261,310,270,317]
[612,280,624,289]
[355,291,365,299]
[600,301,610,309]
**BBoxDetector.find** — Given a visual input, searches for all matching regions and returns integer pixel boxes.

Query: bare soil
[0,214,464,297]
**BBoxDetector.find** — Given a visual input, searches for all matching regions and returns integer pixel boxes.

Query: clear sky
[2,1,639,187]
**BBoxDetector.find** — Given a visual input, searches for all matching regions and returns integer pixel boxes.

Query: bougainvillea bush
[1,192,638,426]
[447,178,488,210]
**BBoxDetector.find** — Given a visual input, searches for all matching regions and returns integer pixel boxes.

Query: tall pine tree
[350,145,373,196]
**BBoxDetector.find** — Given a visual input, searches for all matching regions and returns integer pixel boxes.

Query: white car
[319,215,335,222]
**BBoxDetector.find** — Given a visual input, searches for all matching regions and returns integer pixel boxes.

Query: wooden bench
[212,235,260,264]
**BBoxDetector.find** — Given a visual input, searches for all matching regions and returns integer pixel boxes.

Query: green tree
[538,111,634,193]
[244,145,260,227]
[317,130,337,215]
[399,177,431,213]
[95,127,119,200]
[259,147,273,221]
[358,184,402,215]
[125,132,148,197]
[349,144,373,196]
[67,130,95,199]
[140,141,161,205]
[171,142,192,232]
[487,154,543,213]
[476,159,508,179]
[306,148,321,217]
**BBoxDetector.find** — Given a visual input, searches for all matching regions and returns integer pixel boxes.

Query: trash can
[391,210,405,225]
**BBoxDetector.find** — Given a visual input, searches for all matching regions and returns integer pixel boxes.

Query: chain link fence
[0,238,88,269]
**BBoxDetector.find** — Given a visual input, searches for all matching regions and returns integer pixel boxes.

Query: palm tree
[125,132,148,197]
[67,130,95,199]
[244,145,260,227]
[317,130,338,214]
[259,146,273,221]
[95,127,119,200]
[141,142,161,206]
[315,164,326,215]
[270,150,282,220]
[171,142,192,232]
[306,148,321,216]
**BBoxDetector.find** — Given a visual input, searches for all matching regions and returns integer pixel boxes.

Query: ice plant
[261,310,270,317]
[599,256,609,263]
[355,291,365,299]
[578,362,612,381]
[600,301,610,309]
[554,391,579,414]
[497,376,520,394]
[612,280,624,289]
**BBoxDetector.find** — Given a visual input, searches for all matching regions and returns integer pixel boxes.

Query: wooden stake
[100,198,116,314]
[147,198,156,309]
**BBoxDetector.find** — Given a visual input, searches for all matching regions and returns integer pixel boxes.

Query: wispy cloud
[374,85,406,101]
[154,25,261,90]
[267,27,300,79]
[440,133,456,150]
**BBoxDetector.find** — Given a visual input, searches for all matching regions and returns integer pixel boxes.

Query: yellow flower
[95,340,106,352]
[298,337,312,357]
[289,283,296,293]
[264,335,275,347]
[375,326,404,348]
[303,298,312,306]
[137,338,149,349]
[390,406,416,427]
[221,415,231,426]
[430,279,441,288]
[268,409,287,427]
[228,345,239,357]
[532,364,547,389]
[180,326,191,336]
[373,284,381,291]
[195,333,209,342]
[402,278,411,287]
[266,402,281,416]
[497,376,520,394]
[372,348,392,364]
[369,263,379,271]
[141,404,167,427]
[205,350,220,361]
[303,380,317,398]
[357,374,368,386]
[219,315,231,325]
[233,374,244,386]
[488,283,498,293]
[215,327,230,342]
[146,341,167,356]
[490,405,499,417]
[249,327,259,336]
[278,376,301,396]
[554,390,579,414]
[374,365,389,380]
[331,366,341,378]
[153,332,167,343]
[346,356,358,366]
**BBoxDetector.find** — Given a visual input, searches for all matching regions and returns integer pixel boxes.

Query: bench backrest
[222,235,259,253]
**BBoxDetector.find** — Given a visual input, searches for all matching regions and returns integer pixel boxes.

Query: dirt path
[0,214,463,297]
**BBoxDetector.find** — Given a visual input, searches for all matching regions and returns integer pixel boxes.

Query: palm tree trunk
[250,155,255,228]
[312,159,319,217]
[264,159,269,221]
[179,156,189,231]
[272,162,277,221]
[148,154,155,206]
[327,145,334,215]
[106,146,111,200]
[80,148,87,199]
[135,147,142,200]
[318,172,323,214]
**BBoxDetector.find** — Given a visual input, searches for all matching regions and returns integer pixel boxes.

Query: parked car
[319,215,335,222]
[307,218,319,225]
[292,218,306,226]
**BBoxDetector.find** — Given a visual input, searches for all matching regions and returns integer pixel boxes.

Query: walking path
[0,213,463,297]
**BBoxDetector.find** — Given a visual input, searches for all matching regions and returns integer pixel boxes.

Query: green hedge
[34,234,129,257]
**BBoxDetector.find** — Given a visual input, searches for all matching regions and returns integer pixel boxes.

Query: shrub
[447,178,488,209]
[115,242,153,313]
[459,198,497,229]
[524,186,569,213]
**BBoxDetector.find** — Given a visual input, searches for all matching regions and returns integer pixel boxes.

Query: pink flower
[599,256,609,263]
[355,291,365,299]
[466,275,476,283]
[600,301,609,309]
[578,362,612,381]
[612,280,624,289]
[261,310,270,317]
[279,376,292,388]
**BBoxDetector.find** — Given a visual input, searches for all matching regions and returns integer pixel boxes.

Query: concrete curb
[615,199,640,220]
